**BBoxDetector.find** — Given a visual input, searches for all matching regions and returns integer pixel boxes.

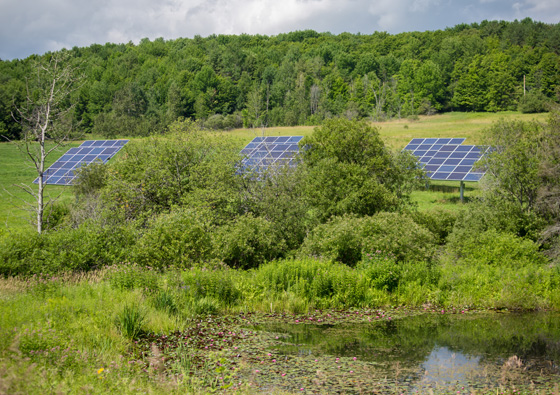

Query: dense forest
[1,18,560,140]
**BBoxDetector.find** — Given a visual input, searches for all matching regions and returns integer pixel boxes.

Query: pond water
[253,312,560,392]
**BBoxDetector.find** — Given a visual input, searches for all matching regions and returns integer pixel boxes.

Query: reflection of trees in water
[257,312,560,388]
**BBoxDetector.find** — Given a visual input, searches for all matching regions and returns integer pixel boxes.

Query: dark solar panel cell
[264,136,276,143]
[425,150,439,157]
[414,150,427,157]
[455,145,472,152]
[53,169,68,177]
[455,165,472,173]
[433,151,450,159]
[450,138,465,145]
[460,159,477,166]
[464,173,483,181]
[432,172,451,180]
[447,173,467,180]
[439,145,458,152]
[102,147,118,155]
[443,158,461,165]
[466,152,481,159]
[450,152,468,159]
[418,144,432,150]
[276,136,289,143]
[419,157,431,163]
[410,138,425,144]
[439,165,457,172]
[428,158,445,165]
[438,138,451,144]
[406,144,419,151]
[424,165,440,172]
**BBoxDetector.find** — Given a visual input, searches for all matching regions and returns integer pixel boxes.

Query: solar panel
[404,138,488,181]
[34,140,129,185]
[239,136,303,174]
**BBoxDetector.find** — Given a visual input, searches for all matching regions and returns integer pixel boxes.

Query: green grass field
[0,112,549,231]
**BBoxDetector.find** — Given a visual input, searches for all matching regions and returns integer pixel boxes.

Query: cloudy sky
[1,0,559,60]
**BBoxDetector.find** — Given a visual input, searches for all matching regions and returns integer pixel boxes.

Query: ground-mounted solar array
[404,138,488,181]
[34,140,129,185]
[239,136,303,174]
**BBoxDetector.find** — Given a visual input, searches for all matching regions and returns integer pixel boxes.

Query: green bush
[452,228,547,267]
[132,208,214,268]
[213,214,287,269]
[360,212,437,263]
[0,223,136,276]
[298,215,362,265]
[299,212,437,266]
[410,209,458,244]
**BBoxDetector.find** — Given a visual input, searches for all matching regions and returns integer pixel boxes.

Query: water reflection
[418,346,481,386]
[255,312,560,391]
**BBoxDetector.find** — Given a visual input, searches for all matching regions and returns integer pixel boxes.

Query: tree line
[1,18,560,140]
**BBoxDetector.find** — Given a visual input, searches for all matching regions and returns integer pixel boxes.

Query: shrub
[298,215,362,266]
[299,212,437,266]
[410,209,458,244]
[132,208,214,268]
[213,214,287,269]
[451,228,547,267]
[0,223,136,276]
[360,212,437,263]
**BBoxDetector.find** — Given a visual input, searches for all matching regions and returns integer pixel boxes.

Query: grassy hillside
[0,112,549,231]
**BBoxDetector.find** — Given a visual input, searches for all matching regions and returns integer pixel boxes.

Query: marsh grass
[115,304,146,339]
[1,263,559,394]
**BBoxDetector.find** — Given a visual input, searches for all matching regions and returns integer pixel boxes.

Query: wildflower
[97,368,104,374]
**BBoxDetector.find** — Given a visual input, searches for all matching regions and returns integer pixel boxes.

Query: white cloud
[0,0,558,59]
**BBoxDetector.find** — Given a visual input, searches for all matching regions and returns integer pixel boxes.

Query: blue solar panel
[33,140,129,185]
[239,136,303,174]
[404,138,488,181]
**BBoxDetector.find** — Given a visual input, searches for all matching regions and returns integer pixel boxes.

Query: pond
[249,312,560,393]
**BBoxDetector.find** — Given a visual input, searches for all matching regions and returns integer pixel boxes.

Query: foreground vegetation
[1,109,560,393]
[1,260,559,394]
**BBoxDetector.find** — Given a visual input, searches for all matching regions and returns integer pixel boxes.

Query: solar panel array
[34,140,129,185]
[240,136,303,174]
[404,138,487,181]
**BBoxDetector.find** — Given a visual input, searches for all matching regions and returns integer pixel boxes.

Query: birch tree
[11,52,81,234]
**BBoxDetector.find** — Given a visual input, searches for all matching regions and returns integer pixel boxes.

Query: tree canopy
[1,19,559,139]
